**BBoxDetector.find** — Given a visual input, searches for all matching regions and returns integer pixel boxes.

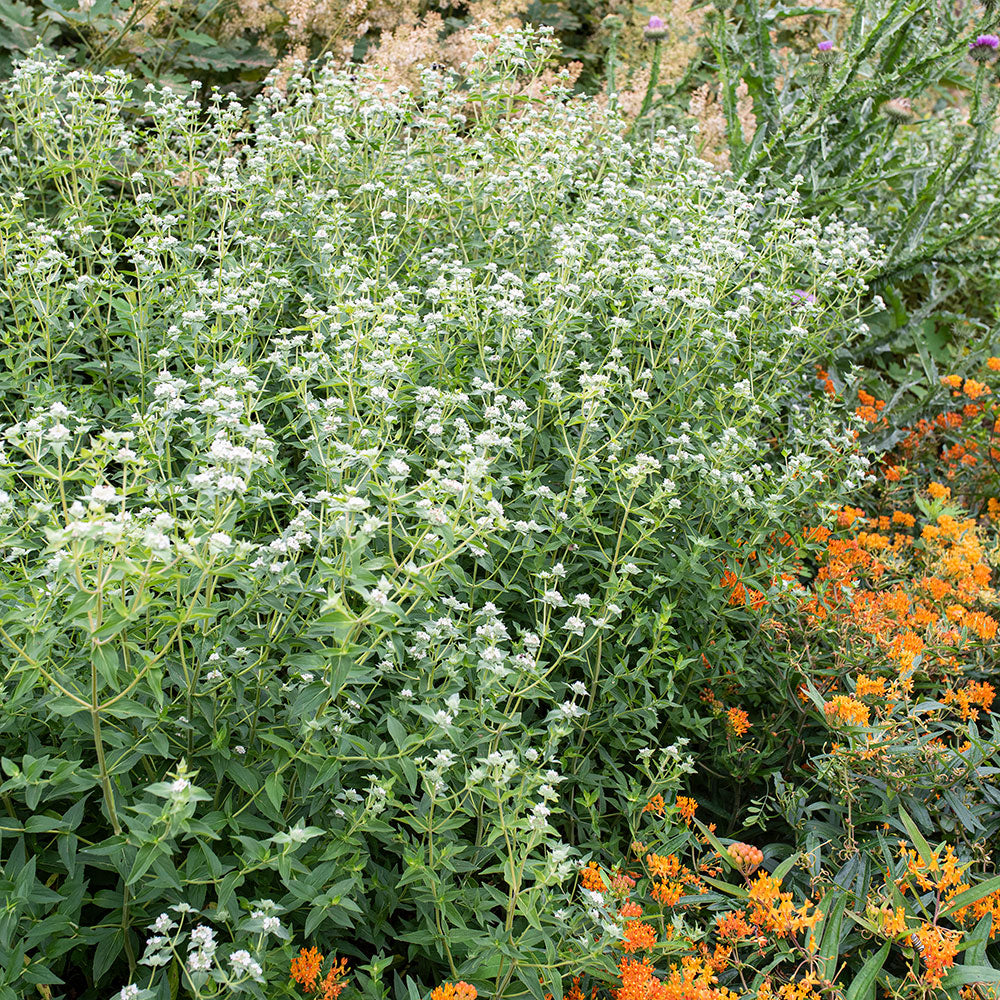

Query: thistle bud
[882,97,914,124]
[644,15,668,42]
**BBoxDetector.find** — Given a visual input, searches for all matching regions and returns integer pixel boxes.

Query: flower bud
[882,97,914,124]
[644,15,668,41]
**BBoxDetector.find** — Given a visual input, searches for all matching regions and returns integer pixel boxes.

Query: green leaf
[941,966,1000,988]
[773,853,799,882]
[845,940,890,1000]
[962,913,992,967]
[264,770,283,812]
[818,890,847,982]
[898,806,933,868]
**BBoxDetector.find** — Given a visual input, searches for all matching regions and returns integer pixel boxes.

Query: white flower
[229,949,263,978]
[187,951,213,973]
[261,915,281,934]
[529,801,551,830]
[170,778,190,795]
[88,484,119,505]
[189,925,215,950]
[570,681,588,697]
[119,987,141,1000]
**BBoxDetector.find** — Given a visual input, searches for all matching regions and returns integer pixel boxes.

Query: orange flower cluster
[756,975,825,1000]
[942,374,991,401]
[950,885,1000,938]
[580,862,608,892]
[912,923,960,986]
[676,797,698,824]
[291,949,324,992]
[291,949,350,1000]
[645,852,704,906]
[870,904,908,937]
[823,694,869,728]
[616,956,738,1000]
[431,984,477,1000]
[719,569,767,610]
[855,388,886,424]
[794,489,997,754]
[715,910,754,940]
[643,794,667,816]
[942,679,996,720]
[621,919,658,953]
[291,948,348,1000]
[725,707,750,737]
[899,841,969,896]
[744,872,823,938]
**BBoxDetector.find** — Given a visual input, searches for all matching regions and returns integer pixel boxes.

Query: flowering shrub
[0,27,894,998]
[570,805,1000,1000]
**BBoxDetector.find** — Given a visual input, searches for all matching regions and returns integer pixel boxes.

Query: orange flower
[431,984,477,1000]
[913,924,959,986]
[642,794,666,816]
[963,379,990,400]
[620,920,657,953]
[676,796,698,824]
[928,481,951,500]
[615,959,668,1000]
[855,674,886,697]
[320,959,350,1000]
[715,910,754,939]
[292,948,324,993]
[823,694,870,728]
[726,707,751,737]
[877,906,908,937]
[580,862,607,892]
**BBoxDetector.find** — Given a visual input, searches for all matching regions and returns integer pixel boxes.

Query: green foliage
[0,29,887,998]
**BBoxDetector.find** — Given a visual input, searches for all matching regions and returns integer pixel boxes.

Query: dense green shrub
[0,30,887,998]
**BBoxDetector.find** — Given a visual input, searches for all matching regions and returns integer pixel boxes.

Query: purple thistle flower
[817,39,837,65]
[968,34,1000,62]
[644,14,668,41]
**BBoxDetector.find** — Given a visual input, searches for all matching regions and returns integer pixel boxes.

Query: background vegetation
[0,3,998,1000]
